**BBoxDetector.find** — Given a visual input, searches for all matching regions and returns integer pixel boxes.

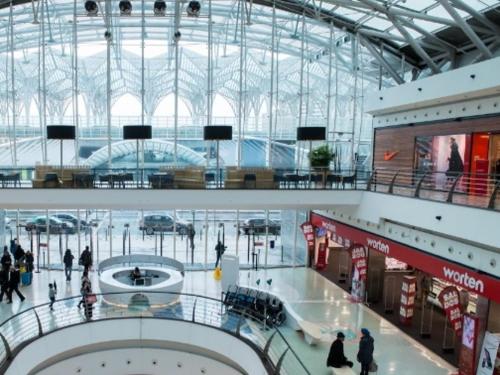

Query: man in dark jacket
[64,249,75,281]
[1,247,12,271]
[0,268,9,302]
[14,245,25,266]
[357,328,375,375]
[7,265,25,303]
[327,331,353,368]
[79,246,92,272]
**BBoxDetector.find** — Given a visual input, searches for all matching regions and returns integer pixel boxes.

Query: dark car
[240,218,281,235]
[52,213,89,231]
[25,216,75,234]
[139,214,189,235]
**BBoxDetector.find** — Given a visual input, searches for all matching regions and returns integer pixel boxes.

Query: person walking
[357,328,375,375]
[1,247,12,271]
[7,265,25,303]
[79,246,92,272]
[14,244,25,267]
[25,250,34,273]
[77,271,91,309]
[214,240,225,268]
[48,282,57,311]
[327,331,353,369]
[0,267,9,302]
[64,249,75,281]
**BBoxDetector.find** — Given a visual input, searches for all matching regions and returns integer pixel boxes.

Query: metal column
[266,1,276,168]
[105,0,112,168]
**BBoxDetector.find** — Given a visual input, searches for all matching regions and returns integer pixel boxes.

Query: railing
[367,168,500,210]
[0,291,310,374]
[0,166,499,210]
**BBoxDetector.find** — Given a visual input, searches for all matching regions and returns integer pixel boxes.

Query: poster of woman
[432,134,467,188]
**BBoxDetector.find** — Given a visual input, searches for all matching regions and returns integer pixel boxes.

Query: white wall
[366,56,500,118]
[6,319,268,375]
[316,191,500,278]
[37,348,240,375]
[0,189,362,210]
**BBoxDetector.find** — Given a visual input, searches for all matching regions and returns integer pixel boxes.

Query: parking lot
[3,209,306,270]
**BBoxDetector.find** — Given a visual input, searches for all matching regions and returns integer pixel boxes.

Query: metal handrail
[0,165,498,210]
[0,291,310,375]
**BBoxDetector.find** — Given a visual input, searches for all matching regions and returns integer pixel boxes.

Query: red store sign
[310,213,500,303]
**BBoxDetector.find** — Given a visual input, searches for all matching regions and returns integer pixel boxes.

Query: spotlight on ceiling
[153,0,166,16]
[119,0,132,15]
[186,0,200,17]
[84,0,98,16]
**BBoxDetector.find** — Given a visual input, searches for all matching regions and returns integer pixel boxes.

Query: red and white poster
[400,276,416,325]
[316,242,327,270]
[459,314,480,375]
[438,286,463,336]
[310,213,500,303]
[351,245,367,281]
[300,221,315,251]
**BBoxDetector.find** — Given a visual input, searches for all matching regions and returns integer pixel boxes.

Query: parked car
[25,216,75,234]
[139,214,189,235]
[52,213,89,231]
[239,218,281,236]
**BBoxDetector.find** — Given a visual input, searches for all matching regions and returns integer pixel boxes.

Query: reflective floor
[0,267,457,375]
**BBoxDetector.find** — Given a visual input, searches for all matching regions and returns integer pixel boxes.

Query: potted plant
[309,144,334,169]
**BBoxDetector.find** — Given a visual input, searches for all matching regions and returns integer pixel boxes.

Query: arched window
[112,93,142,117]
[153,93,192,126]
[212,94,234,119]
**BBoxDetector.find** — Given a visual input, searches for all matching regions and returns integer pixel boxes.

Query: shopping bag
[369,359,378,372]
[85,294,97,304]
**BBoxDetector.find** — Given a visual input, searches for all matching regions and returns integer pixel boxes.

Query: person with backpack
[357,328,375,375]
[64,249,75,281]
[79,246,92,272]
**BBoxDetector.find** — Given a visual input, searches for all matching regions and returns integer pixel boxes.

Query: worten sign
[310,213,500,303]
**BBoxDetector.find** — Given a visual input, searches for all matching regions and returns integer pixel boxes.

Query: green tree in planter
[309,145,334,168]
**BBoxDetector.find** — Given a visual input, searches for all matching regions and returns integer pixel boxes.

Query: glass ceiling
[0,0,498,168]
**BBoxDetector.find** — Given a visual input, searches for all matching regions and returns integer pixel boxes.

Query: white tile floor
[0,267,457,375]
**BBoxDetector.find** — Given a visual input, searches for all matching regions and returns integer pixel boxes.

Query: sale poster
[438,286,463,336]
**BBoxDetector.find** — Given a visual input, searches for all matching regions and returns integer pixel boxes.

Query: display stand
[384,275,396,314]
[399,275,416,325]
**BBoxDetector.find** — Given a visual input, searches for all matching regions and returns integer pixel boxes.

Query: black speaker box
[296,126,326,141]
[123,125,152,140]
[47,125,76,140]
[203,126,233,140]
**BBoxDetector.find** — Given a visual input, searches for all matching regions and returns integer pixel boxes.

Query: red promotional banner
[438,286,463,336]
[351,245,367,281]
[316,242,327,270]
[310,213,500,303]
[300,222,315,250]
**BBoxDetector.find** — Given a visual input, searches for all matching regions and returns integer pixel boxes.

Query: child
[48,282,57,311]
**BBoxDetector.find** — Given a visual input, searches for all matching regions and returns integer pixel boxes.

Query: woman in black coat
[357,328,374,375]
[327,332,353,368]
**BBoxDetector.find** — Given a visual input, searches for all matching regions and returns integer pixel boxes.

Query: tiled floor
[0,267,457,375]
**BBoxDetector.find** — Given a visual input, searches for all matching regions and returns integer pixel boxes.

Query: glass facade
[0,0,382,170]
[4,208,307,269]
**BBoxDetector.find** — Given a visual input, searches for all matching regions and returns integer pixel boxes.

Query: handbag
[85,293,97,304]
[369,359,378,372]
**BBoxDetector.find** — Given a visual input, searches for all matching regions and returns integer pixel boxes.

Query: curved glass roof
[0,0,498,168]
